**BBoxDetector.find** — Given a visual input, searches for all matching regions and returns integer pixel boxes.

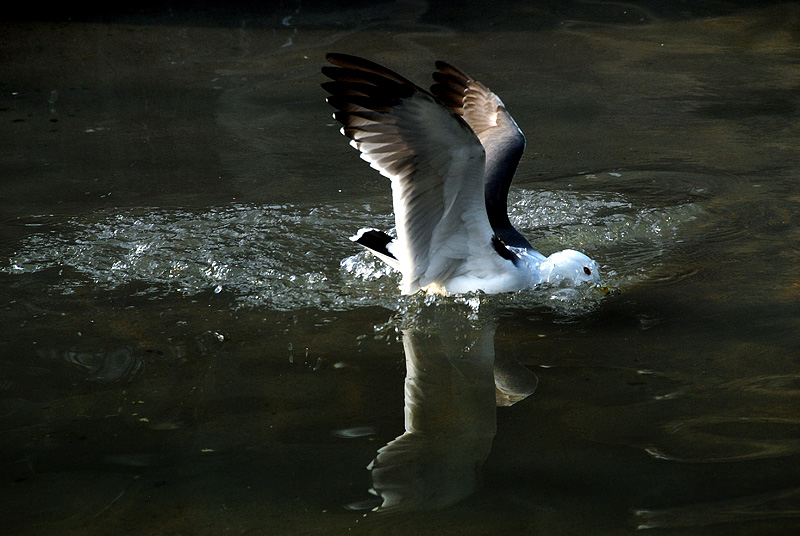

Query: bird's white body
[435,247,600,295]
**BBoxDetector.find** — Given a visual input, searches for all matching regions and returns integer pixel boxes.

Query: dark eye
[583,266,592,276]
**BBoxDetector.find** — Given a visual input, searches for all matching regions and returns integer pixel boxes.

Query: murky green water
[1,2,799,535]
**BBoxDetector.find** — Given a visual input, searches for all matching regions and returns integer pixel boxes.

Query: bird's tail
[350,228,401,271]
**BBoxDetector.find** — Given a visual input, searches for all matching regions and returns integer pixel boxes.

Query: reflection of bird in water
[322,54,600,295]
[364,321,538,512]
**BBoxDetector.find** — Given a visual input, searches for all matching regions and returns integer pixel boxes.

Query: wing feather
[323,53,516,293]
[431,61,531,249]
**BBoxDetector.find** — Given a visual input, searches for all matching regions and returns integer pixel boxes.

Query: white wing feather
[323,54,520,294]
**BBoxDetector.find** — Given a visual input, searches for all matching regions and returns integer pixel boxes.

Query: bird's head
[540,249,600,286]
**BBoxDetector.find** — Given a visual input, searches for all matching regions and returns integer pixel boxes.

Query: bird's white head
[540,249,600,286]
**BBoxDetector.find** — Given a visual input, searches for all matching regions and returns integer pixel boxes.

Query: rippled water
[2,2,799,535]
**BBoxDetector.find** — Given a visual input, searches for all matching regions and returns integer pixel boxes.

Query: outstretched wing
[431,62,531,249]
[322,53,513,294]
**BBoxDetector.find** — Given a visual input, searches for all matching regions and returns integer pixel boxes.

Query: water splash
[4,203,387,311]
[3,183,703,313]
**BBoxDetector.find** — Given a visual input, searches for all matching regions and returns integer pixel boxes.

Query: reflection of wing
[322,54,518,294]
[431,62,532,249]
[493,352,539,407]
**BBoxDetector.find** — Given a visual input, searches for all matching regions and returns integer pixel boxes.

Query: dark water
[2,2,799,535]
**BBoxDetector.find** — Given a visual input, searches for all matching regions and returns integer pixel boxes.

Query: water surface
[1,2,799,535]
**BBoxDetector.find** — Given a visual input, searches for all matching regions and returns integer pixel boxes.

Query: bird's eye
[583,266,592,276]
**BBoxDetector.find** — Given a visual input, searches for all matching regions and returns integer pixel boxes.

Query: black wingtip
[323,53,415,86]
[352,229,397,261]
[326,52,363,65]
[325,52,354,65]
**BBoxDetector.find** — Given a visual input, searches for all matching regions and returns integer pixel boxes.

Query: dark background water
[1,2,799,535]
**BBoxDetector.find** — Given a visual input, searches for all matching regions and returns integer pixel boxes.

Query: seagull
[322,53,600,295]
